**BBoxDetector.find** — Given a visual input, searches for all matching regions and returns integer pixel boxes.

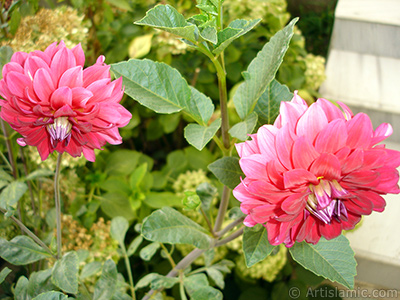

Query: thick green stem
[0,208,56,258]
[54,153,63,259]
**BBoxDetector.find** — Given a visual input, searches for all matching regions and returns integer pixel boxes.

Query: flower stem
[19,148,36,214]
[1,120,17,179]
[216,216,245,237]
[160,243,176,269]
[121,243,136,300]
[213,186,231,233]
[54,152,63,259]
[0,207,56,258]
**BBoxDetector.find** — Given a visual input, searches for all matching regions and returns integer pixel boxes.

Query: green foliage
[228,112,258,141]
[0,267,12,284]
[51,252,79,294]
[0,181,28,209]
[141,207,212,249]
[208,157,244,189]
[184,118,221,150]
[289,235,357,289]
[32,291,68,300]
[93,260,118,300]
[243,225,276,267]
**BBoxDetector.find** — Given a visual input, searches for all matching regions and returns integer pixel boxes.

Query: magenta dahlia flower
[0,41,131,162]
[234,92,400,247]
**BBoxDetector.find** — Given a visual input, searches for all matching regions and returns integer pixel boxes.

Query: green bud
[182,191,201,211]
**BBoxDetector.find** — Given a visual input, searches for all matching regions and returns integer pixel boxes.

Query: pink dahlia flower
[0,41,131,162]
[234,92,400,247]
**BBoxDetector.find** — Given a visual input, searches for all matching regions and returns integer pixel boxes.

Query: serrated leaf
[51,252,79,294]
[112,59,190,114]
[141,207,211,249]
[187,86,215,125]
[233,18,298,119]
[32,291,68,300]
[243,225,276,267]
[0,267,11,284]
[199,26,218,44]
[191,286,223,300]
[0,236,51,265]
[24,169,54,181]
[184,118,221,151]
[0,181,28,209]
[135,4,198,42]
[139,242,160,261]
[183,273,209,296]
[213,19,261,55]
[110,216,129,245]
[208,157,244,189]
[255,79,293,125]
[127,235,143,257]
[229,112,258,141]
[81,261,102,279]
[289,235,356,289]
[94,260,118,300]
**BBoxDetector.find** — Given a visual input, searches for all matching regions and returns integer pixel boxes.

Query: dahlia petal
[96,128,122,145]
[346,113,373,149]
[281,194,307,214]
[292,90,308,105]
[71,87,93,107]
[50,47,76,82]
[239,154,268,179]
[33,68,55,102]
[361,149,387,170]
[291,136,319,169]
[50,87,72,110]
[107,77,124,103]
[250,204,276,223]
[373,167,400,193]
[275,125,295,169]
[310,153,341,180]
[71,43,85,67]
[36,138,50,161]
[355,190,386,212]
[44,42,59,58]
[342,148,363,174]
[346,196,373,215]
[97,105,121,123]
[17,137,27,146]
[11,51,28,65]
[24,56,50,79]
[296,102,328,143]
[64,138,82,158]
[296,216,314,242]
[278,101,306,129]
[6,72,32,98]
[83,64,110,88]
[283,169,318,189]
[2,62,24,78]
[58,66,83,88]
[245,180,288,202]
[266,160,285,189]
[0,79,12,101]
[243,215,257,227]
[54,104,77,118]
[30,50,51,66]
[319,220,342,240]
[314,119,348,153]
[337,101,353,120]
[371,123,393,146]
[86,78,113,103]
[317,98,345,121]
[235,137,259,157]
[382,149,400,168]
[342,170,380,188]
[257,125,278,160]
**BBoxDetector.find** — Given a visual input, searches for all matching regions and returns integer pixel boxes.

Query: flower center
[46,117,72,148]
[305,179,349,224]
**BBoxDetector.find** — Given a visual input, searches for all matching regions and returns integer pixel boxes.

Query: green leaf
[145,192,183,208]
[0,169,13,182]
[159,113,181,133]
[127,235,143,256]
[0,46,13,73]
[196,4,217,15]
[0,267,11,284]
[51,252,79,294]
[129,163,148,190]
[184,147,214,171]
[184,118,221,151]
[135,273,179,290]
[81,261,102,279]
[110,216,129,245]
[135,4,198,42]
[206,268,224,289]
[183,273,209,297]
[243,224,276,267]
[289,235,356,289]
[112,59,190,114]
[199,26,218,44]
[208,157,244,189]
[0,236,51,265]
[233,18,298,119]
[254,79,293,125]
[213,19,261,55]
[141,207,211,249]
[0,181,28,209]
[191,286,223,300]
[196,182,217,213]
[106,0,132,11]
[24,169,54,181]
[100,192,135,221]
[27,269,56,298]
[32,291,68,300]
[14,276,29,300]
[187,86,215,125]
[94,260,118,300]
[139,242,160,261]
[229,112,258,141]
[105,150,141,176]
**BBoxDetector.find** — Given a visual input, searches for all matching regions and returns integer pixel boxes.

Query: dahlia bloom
[0,41,131,161]
[234,92,400,247]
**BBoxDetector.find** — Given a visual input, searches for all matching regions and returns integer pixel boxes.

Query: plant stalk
[213,186,231,233]
[121,243,136,300]
[54,153,63,259]
[1,119,17,179]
